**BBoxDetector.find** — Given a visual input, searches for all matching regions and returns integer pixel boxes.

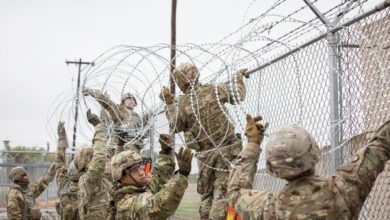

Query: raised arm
[227,115,274,220]
[83,88,122,123]
[29,163,56,198]
[336,120,390,206]
[55,121,69,190]
[216,68,247,105]
[122,147,192,219]
[148,134,176,192]
[160,86,186,133]
[84,109,108,184]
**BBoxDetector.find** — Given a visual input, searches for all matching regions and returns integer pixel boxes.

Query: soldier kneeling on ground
[227,114,390,220]
[110,134,193,219]
[7,163,56,220]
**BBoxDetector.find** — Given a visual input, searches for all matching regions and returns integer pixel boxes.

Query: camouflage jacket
[90,91,148,148]
[55,131,69,195]
[55,131,80,220]
[6,178,51,220]
[111,153,188,220]
[165,74,246,152]
[227,120,390,220]
[78,124,113,220]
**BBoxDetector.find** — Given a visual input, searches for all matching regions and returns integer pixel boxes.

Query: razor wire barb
[42,0,389,219]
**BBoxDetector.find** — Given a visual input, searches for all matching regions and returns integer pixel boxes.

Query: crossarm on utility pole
[66,58,95,155]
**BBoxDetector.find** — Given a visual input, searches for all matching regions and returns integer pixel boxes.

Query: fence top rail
[245,0,390,76]
[0,163,50,168]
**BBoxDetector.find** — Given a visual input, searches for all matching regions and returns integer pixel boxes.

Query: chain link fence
[0,2,388,220]
[173,5,390,220]
[0,162,58,220]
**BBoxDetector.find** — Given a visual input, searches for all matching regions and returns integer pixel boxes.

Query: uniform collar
[112,184,146,201]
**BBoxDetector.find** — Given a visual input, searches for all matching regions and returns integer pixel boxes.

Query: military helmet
[173,63,200,92]
[110,150,143,181]
[67,160,83,181]
[121,92,137,106]
[73,147,94,172]
[9,166,27,182]
[265,124,321,180]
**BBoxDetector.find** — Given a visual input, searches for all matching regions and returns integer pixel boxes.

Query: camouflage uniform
[84,89,148,153]
[78,123,113,220]
[55,122,81,220]
[6,165,55,220]
[227,120,390,220]
[163,63,246,219]
[110,150,188,220]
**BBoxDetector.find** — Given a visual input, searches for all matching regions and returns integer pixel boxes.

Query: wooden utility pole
[170,0,177,129]
[66,59,94,153]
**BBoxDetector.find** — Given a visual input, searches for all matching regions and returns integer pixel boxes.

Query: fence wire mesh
[173,6,390,220]
[0,1,388,220]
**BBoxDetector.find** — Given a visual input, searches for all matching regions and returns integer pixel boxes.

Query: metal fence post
[149,121,155,163]
[327,32,343,172]
[303,0,346,172]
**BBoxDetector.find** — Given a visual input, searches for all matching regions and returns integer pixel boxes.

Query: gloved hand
[83,88,100,97]
[245,114,267,145]
[159,86,174,105]
[236,68,249,78]
[43,163,56,183]
[175,147,193,177]
[82,87,92,96]
[57,121,68,149]
[159,134,173,154]
[115,129,128,146]
[57,121,66,137]
[87,109,101,126]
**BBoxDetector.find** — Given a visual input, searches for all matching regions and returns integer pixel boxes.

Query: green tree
[3,145,54,163]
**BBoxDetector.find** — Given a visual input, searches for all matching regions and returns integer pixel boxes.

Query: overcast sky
[0,0,381,150]
[0,0,264,149]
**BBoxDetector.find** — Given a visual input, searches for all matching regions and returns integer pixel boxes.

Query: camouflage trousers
[197,150,232,220]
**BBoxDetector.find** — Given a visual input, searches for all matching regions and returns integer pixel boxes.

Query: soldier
[110,134,193,219]
[160,63,247,219]
[77,110,112,220]
[227,114,390,220]
[54,121,82,220]
[6,163,56,220]
[83,88,148,153]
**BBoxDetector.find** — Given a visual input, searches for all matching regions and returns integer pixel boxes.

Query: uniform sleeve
[148,152,175,193]
[164,101,186,133]
[227,143,275,220]
[29,176,50,198]
[126,174,188,219]
[55,131,69,192]
[336,120,390,206]
[6,189,23,220]
[85,123,108,184]
[215,72,246,105]
[90,90,122,124]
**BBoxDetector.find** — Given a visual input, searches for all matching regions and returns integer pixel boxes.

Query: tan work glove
[159,86,174,105]
[42,163,56,183]
[159,134,173,154]
[236,68,249,78]
[57,121,68,149]
[175,147,193,177]
[87,109,101,126]
[83,87,100,98]
[245,114,267,145]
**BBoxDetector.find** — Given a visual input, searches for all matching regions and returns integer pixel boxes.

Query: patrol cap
[173,63,199,92]
[121,93,137,105]
[110,150,143,181]
[9,166,27,182]
[265,124,320,180]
